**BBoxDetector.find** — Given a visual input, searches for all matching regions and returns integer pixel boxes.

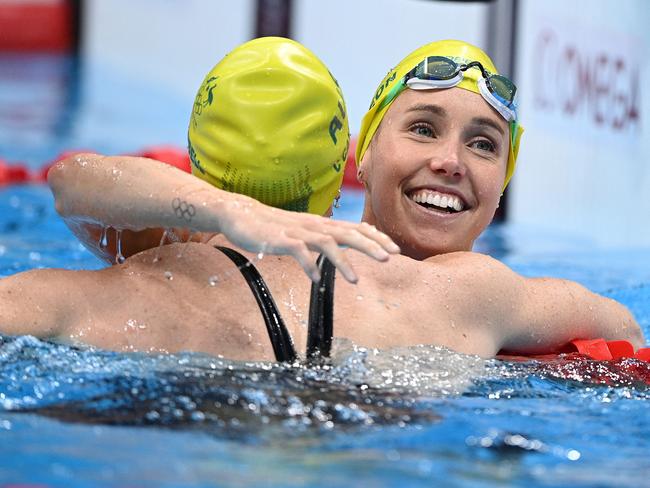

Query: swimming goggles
[380,56,518,123]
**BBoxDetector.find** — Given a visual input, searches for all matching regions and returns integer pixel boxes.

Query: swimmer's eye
[470,138,496,153]
[409,123,435,138]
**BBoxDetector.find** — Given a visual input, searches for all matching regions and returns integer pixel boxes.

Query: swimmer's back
[55,240,511,359]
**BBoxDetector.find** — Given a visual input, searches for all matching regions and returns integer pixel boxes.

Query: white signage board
[510,0,649,248]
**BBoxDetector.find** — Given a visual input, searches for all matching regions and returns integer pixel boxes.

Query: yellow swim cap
[356,40,523,190]
[188,37,349,215]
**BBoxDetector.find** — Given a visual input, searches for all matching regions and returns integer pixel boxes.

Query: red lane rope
[0,0,74,53]
[498,339,650,363]
[0,143,365,187]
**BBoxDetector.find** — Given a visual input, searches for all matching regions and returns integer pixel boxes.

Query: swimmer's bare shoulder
[420,251,644,354]
[0,267,102,340]
[0,243,281,359]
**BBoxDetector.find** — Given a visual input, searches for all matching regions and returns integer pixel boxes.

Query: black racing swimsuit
[215,246,335,364]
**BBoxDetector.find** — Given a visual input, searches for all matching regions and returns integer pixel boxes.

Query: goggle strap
[377,80,406,112]
[509,120,519,147]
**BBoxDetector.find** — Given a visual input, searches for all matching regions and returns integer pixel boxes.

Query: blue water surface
[1,54,650,488]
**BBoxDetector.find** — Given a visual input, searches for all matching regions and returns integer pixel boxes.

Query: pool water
[2,55,650,488]
[1,184,650,488]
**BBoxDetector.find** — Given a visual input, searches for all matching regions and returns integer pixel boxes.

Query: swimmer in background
[0,38,644,361]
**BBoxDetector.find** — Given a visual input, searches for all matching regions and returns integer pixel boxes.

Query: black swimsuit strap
[215,246,298,363]
[306,254,336,362]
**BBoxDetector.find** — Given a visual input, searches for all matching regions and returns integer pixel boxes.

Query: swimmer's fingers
[278,219,398,282]
[267,238,323,282]
[263,232,353,283]
[218,203,398,281]
[316,222,399,262]
[306,235,356,283]
[296,231,358,283]
[353,222,401,254]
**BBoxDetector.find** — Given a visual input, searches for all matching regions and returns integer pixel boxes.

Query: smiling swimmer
[356,39,524,191]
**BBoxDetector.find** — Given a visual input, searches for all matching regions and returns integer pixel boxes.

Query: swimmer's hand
[48,153,399,281]
[218,197,400,283]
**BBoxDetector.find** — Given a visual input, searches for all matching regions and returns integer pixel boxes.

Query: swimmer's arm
[48,154,400,282]
[499,276,645,355]
[48,156,210,263]
[0,269,85,339]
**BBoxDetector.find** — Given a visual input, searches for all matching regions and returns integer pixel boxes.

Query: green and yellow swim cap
[188,37,349,215]
[356,40,523,190]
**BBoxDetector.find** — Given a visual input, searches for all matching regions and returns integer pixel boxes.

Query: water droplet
[153,229,170,263]
[164,271,173,280]
[99,227,109,248]
[115,230,125,264]
[208,275,219,286]
[567,449,581,461]
[257,252,264,260]
[356,295,364,301]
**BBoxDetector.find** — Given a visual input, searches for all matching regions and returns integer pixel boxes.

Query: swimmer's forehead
[396,88,508,132]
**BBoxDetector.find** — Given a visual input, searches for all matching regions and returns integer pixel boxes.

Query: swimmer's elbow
[615,301,645,349]
[47,153,97,216]
[46,159,66,212]
[583,289,644,349]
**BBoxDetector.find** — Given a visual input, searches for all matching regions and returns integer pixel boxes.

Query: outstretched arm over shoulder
[434,253,644,356]
[48,154,400,282]
[500,275,644,354]
[48,154,203,263]
[477,257,646,354]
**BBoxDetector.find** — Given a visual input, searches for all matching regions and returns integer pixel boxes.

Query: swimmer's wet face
[359,87,508,259]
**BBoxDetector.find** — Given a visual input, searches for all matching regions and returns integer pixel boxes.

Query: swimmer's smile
[406,188,469,216]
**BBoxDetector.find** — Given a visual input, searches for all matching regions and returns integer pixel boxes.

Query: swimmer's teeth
[411,190,464,212]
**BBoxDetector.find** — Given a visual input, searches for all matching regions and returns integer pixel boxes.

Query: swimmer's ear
[357,145,371,185]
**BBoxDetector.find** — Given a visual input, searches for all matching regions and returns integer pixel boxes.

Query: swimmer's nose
[428,141,466,179]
